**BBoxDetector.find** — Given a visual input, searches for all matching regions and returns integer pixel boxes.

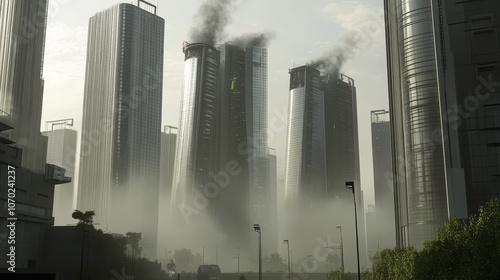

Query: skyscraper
[44,119,78,226]
[217,43,250,243]
[285,65,327,205]
[171,43,221,227]
[171,41,272,251]
[264,148,278,256]
[321,74,360,201]
[0,0,48,171]
[385,0,500,248]
[245,46,269,229]
[0,0,70,269]
[370,110,396,250]
[77,2,164,258]
[158,125,177,261]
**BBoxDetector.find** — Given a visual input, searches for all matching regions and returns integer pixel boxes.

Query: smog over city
[3,0,497,279]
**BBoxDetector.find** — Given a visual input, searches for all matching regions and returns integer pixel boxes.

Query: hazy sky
[40,0,389,208]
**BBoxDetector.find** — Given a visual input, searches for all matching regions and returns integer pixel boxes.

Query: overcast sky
[40,0,389,208]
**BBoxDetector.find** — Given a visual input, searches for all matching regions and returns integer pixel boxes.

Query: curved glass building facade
[386,0,448,248]
[385,0,500,248]
[285,66,326,205]
[171,43,220,224]
[399,0,448,247]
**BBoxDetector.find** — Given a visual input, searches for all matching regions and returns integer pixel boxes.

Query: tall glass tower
[385,0,500,248]
[171,43,221,226]
[285,65,326,205]
[77,2,164,258]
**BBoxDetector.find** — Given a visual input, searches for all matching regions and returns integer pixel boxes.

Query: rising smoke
[189,0,234,45]
[308,32,361,76]
[189,0,276,47]
[230,31,277,47]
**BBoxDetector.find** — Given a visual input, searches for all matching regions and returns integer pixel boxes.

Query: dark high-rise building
[217,43,251,244]
[158,125,177,263]
[385,0,500,248]
[245,46,269,241]
[370,110,396,250]
[321,74,360,201]
[171,42,272,255]
[0,0,70,269]
[77,2,164,258]
[44,119,78,226]
[285,65,327,205]
[264,148,278,256]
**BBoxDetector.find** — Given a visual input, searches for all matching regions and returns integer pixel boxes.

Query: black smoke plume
[230,31,277,47]
[189,0,233,45]
[308,33,361,76]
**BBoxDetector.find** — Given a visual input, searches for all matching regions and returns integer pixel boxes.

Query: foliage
[126,232,142,258]
[71,210,161,280]
[370,247,417,280]
[325,269,351,280]
[173,248,202,272]
[167,259,176,271]
[263,252,286,272]
[367,198,500,280]
[361,268,373,280]
[71,210,95,225]
[415,197,500,280]
[325,252,340,271]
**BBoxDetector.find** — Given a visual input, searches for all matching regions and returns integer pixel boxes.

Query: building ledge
[45,163,72,184]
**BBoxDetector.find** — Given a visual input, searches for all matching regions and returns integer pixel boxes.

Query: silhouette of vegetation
[263,252,286,272]
[363,198,500,280]
[172,248,202,272]
[71,209,161,280]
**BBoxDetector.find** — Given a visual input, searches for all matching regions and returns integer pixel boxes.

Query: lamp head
[345,181,354,193]
[253,224,260,232]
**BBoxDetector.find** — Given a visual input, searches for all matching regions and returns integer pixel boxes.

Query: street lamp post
[236,247,240,275]
[336,226,344,271]
[253,224,262,280]
[346,181,361,280]
[284,240,291,280]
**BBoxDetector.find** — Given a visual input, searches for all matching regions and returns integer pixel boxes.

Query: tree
[325,252,340,271]
[326,269,351,280]
[367,198,500,280]
[167,259,176,272]
[415,197,500,279]
[263,252,286,272]
[173,248,199,272]
[72,210,95,225]
[370,247,417,280]
[126,232,142,259]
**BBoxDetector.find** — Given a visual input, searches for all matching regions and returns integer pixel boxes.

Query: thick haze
[40,0,389,273]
